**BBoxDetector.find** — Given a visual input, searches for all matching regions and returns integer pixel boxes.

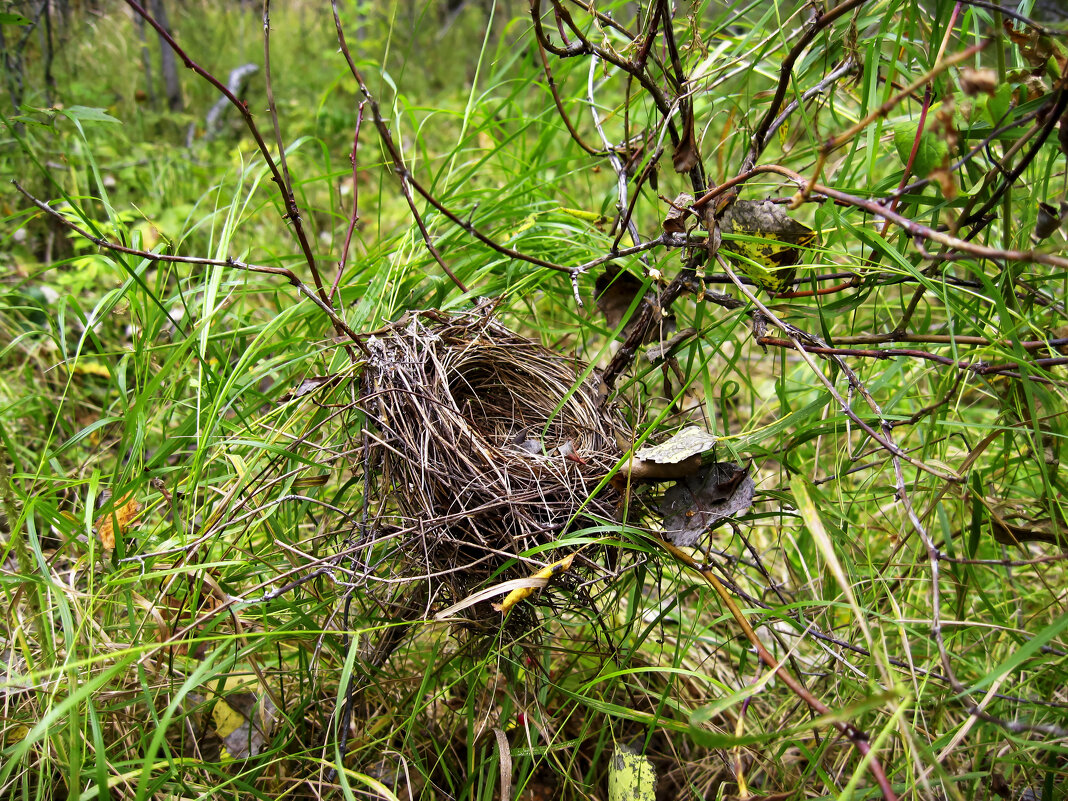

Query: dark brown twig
[122,0,333,310]
[741,0,869,173]
[13,180,367,350]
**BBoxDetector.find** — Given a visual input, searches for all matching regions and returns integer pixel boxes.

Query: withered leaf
[672,108,700,174]
[636,426,717,464]
[281,374,337,403]
[660,462,755,547]
[717,199,815,293]
[95,492,142,549]
[663,193,695,235]
[1003,20,1068,77]
[959,67,998,97]
[644,328,698,364]
[595,265,676,342]
[1032,202,1065,243]
[989,503,1068,549]
[595,266,645,332]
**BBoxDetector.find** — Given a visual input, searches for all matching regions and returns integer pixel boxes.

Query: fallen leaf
[636,426,718,464]
[95,492,142,549]
[660,462,755,546]
[622,427,718,482]
[209,678,279,762]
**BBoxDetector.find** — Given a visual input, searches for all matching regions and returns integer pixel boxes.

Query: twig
[332,1,594,289]
[715,253,959,482]
[747,164,1068,273]
[741,0,869,172]
[123,0,332,309]
[13,181,368,351]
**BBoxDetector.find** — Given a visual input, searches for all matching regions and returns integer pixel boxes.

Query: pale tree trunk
[149,0,183,112]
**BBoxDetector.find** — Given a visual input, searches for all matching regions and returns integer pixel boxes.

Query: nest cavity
[358,309,628,624]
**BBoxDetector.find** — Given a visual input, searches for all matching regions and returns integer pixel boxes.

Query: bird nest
[357,307,629,631]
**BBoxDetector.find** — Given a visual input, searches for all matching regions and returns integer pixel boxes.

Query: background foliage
[2,0,1067,799]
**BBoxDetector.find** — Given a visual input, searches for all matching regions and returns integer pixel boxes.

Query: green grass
[2,0,1068,798]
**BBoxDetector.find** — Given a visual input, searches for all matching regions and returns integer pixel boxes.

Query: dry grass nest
[357,307,630,631]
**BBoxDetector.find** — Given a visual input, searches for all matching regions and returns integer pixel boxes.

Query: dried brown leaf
[95,493,142,549]
[672,109,700,173]
[660,462,754,546]
[663,192,694,235]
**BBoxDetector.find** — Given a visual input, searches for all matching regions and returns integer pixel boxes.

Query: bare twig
[123,0,333,309]
[13,180,367,350]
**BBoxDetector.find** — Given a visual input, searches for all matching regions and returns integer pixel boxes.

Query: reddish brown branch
[123,0,332,311]
[13,180,367,352]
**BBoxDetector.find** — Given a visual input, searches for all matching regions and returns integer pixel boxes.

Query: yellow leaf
[95,493,142,549]
[212,698,246,739]
[608,746,657,801]
[72,361,111,378]
[492,553,575,613]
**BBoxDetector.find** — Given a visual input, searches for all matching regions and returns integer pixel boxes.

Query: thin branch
[122,0,332,309]
[13,180,367,351]
[742,0,869,172]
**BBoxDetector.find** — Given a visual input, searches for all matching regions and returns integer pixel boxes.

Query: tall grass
[2,0,1067,799]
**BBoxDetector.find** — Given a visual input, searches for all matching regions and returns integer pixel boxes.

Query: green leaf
[56,105,122,125]
[985,83,1013,126]
[893,121,949,178]
[0,12,31,24]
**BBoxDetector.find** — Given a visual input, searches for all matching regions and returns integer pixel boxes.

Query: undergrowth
[2,0,1067,799]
